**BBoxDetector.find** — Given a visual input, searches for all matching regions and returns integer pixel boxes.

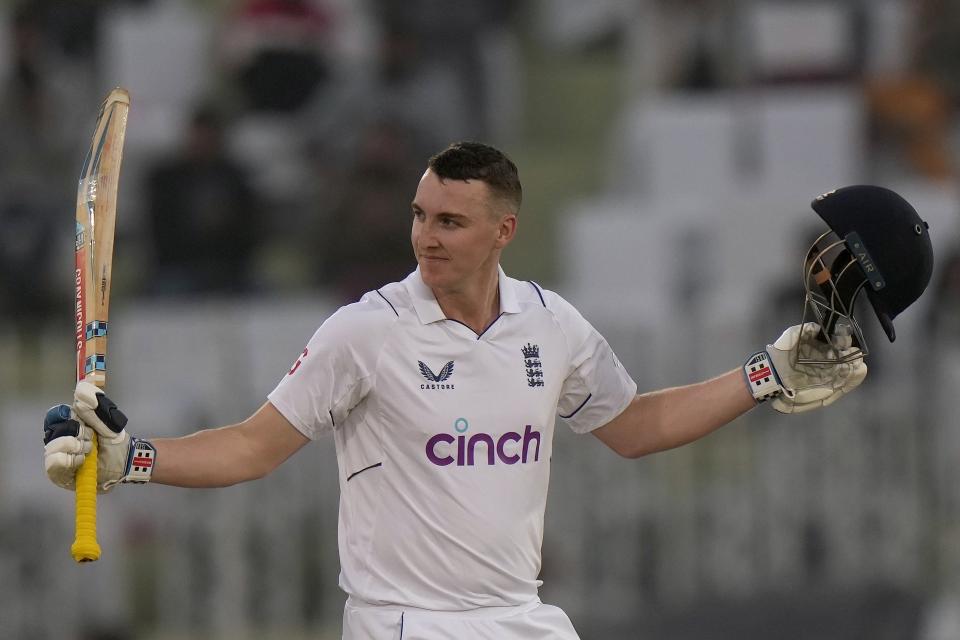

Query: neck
[433,265,501,335]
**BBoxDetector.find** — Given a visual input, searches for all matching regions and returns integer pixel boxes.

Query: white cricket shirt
[268,267,637,610]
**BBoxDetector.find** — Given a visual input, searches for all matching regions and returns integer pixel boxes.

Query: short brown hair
[427,141,522,214]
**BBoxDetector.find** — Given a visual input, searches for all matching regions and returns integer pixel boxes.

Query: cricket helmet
[798,185,933,362]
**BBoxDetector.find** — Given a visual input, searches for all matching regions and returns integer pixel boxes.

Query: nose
[417,220,441,249]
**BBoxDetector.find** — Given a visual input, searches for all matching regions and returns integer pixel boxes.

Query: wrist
[103,436,156,490]
[743,350,783,403]
[122,437,157,484]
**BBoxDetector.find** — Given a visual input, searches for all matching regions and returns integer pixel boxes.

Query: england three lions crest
[522,343,544,388]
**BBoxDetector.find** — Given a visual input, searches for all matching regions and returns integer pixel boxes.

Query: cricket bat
[72,88,130,562]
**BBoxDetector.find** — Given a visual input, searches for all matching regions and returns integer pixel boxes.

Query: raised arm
[43,381,309,492]
[592,369,754,458]
[151,401,310,488]
[592,324,868,458]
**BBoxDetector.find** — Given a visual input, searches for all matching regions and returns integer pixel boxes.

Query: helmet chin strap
[797,232,870,365]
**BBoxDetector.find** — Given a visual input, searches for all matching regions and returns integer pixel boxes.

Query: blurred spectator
[925,244,960,342]
[864,0,958,181]
[143,105,261,296]
[38,0,104,61]
[0,4,77,332]
[866,77,954,181]
[0,4,76,192]
[0,192,61,332]
[311,119,421,302]
[914,0,960,107]
[370,0,517,148]
[220,0,334,113]
[654,0,740,91]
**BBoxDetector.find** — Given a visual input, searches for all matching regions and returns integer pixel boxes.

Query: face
[411,169,516,293]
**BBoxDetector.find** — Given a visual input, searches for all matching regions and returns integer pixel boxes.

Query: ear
[494,213,518,249]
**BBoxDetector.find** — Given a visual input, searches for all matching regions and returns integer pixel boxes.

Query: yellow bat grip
[71,433,101,562]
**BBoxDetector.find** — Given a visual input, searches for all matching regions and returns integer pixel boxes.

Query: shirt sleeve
[550,294,637,434]
[267,295,391,440]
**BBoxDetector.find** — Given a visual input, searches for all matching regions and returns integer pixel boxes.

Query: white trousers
[342,597,581,640]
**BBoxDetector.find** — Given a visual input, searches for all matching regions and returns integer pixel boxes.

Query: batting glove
[43,381,156,492]
[744,323,867,414]
[43,404,90,491]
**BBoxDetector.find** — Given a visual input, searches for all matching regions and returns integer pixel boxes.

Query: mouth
[420,256,449,262]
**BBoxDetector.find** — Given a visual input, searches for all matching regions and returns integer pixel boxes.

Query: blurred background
[1,0,959,638]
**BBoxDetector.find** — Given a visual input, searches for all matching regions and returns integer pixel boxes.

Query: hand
[43,381,155,492]
[744,323,867,414]
[43,403,90,490]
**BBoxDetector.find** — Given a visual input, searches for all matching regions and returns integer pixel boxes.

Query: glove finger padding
[767,323,867,414]
[73,381,133,492]
[43,404,92,490]
[74,380,128,443]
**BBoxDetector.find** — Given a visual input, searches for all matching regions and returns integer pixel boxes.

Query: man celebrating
[45,142,926,639]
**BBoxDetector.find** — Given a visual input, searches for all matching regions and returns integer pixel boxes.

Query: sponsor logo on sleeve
[288,347,309,375]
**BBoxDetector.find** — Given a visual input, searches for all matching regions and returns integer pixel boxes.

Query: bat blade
[71,87,129,563]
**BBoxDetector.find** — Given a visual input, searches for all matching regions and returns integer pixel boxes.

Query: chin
[419,261,455,288]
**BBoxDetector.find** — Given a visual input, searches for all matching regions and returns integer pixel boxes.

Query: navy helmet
[810,185,934,343]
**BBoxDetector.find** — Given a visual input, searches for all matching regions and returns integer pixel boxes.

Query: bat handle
[71,433,101,562]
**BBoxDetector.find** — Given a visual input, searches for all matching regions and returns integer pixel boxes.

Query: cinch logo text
[426,419,541,466]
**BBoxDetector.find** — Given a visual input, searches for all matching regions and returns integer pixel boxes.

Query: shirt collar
[404,265,521,325]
